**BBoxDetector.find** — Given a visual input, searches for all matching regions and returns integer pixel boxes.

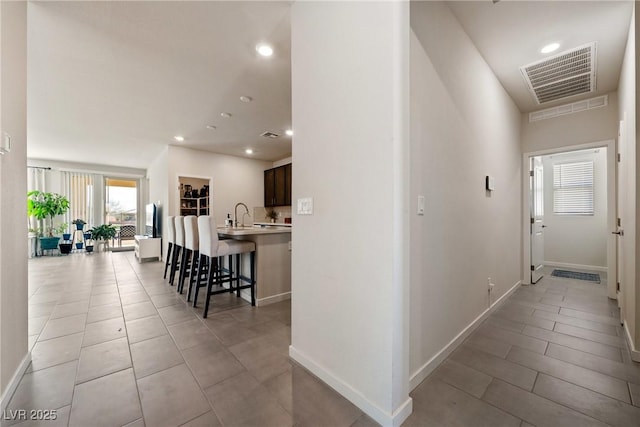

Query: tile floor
[404,267,640,427]
[8,255,640,427]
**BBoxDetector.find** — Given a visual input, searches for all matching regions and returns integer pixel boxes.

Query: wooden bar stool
[163,215,175,280]
[195,215,256,318]
[169,216,184,286]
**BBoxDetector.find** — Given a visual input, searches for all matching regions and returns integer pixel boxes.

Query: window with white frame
[553,161,594,215]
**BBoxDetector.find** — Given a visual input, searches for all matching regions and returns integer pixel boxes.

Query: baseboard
[409,280,522,390]
[623,322,640,362]
[236,289,291,306]
[256,291,291,306]
[0,352,31,411]
[289,346,413,427]
[544,261,607,273]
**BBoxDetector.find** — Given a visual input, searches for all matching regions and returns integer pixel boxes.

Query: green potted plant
[88,224,117,251]
[72,218,86,231]
[266,209,278,223]
[27,191,70,252]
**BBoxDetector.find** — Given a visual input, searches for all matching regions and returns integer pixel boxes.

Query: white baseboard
[289,346,412,427]
[623,322,640,362]
[409,280,522,390]
[255,291,290,306]
[544,261,608,273]
[0,352,31,411]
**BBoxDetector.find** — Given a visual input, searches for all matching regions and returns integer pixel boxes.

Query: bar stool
[196,215,256,318]
[169,216,185,286]
[163,216,175,280]
[178,216,198,295]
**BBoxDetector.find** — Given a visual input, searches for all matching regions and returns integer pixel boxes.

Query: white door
[615,120,625,323]
[531,156,545,284]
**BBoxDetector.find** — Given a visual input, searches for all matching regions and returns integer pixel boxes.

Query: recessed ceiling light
[173,135,185,142]
[206,125,217,130]
[240,96,253,103]
[540,43,560,54]
[220,112,232,118]
[285,129,293,136]
[245,149,254,154]
[256,43,274,57]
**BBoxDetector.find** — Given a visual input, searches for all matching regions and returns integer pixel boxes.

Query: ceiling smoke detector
[261,131,280,139]
[520,42,597,104]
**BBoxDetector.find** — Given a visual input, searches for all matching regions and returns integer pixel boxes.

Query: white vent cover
[520,42,597,104]
[261,131,280,139]
[529,95,608,122]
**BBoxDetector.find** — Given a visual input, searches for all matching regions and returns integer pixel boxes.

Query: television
[145,203,161,238]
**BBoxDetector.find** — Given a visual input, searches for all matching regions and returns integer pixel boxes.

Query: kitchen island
[217,226,291,306]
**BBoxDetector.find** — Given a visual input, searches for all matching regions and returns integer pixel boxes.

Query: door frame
[521,139,617,299]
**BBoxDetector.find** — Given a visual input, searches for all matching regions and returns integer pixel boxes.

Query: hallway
[7,254,640,426]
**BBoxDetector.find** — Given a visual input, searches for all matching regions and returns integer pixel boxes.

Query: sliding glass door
[105,178,138,247]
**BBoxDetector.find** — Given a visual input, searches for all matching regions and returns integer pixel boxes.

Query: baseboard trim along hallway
[289,346,413,427]
[0,352,31,412]
[409,280,522,390]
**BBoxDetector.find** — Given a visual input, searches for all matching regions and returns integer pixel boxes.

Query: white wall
[409,1,522,388]
[542,149,608,270]
[522,93,619,153]
[617,4,638,353]
[290,2,411,426]
[166,146,270,225]
[0,0,29,406]
[147,146,169,256]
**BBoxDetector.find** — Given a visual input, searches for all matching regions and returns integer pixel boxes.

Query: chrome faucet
[234,203,250,228]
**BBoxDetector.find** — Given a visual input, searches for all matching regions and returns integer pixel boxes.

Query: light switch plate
[417,195,425,215]
[297,197,313,215]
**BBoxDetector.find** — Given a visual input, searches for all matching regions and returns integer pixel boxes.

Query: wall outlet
[487,277,495,292]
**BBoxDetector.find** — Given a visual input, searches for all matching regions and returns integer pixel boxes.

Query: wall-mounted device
[0,132,11,155]
[485,175,495,191]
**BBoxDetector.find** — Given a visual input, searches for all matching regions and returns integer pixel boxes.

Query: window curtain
[61,171,95,232]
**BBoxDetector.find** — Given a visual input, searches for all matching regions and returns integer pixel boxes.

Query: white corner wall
[290,2,411,426]
[542,149,608,270]
[147,146,169,256]
[409,1,522,387]
[166,146,270,225]
[617,4,638,355]
[0,0,29,407]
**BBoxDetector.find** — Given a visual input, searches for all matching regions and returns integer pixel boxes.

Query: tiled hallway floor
[404,267,640,427]
[8,255,640,426]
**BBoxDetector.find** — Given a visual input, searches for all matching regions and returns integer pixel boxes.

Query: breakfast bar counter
[217,226,291,306]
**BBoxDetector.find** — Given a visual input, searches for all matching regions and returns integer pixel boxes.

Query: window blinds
[553,161,594,215]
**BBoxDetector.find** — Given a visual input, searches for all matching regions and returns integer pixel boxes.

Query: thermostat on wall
[486,175,495,191]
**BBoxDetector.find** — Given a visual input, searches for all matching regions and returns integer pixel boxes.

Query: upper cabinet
[264,163,292,207]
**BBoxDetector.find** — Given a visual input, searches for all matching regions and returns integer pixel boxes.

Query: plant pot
[39,236,61,251]
[59,242,73,254]
[84,232,92,240]
[75,223,85,231]
[76,242,83,250]
[85,245,94,253]
[62,233,71,241]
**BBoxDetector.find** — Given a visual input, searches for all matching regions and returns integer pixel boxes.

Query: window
[553,161,594,215]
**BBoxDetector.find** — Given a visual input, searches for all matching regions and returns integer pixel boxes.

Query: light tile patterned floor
[11,252,374,427]
[404,267,640,427]
[8,255,640,426]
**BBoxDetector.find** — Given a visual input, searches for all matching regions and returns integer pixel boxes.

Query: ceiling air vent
[520,42,597,104]
[529,95,608,122]
[261,131,280,139]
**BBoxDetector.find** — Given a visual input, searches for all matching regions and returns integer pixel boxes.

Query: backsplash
[253,206,292,224]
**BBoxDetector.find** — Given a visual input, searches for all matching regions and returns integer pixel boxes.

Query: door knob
[612,230,624,236]
[541,225,547,228]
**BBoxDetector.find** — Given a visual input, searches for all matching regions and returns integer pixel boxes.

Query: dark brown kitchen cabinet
[264,163,292,207]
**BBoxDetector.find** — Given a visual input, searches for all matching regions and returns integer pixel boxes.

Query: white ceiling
[27,1,634,170]
[27,1,292,169]
[447,0,634,113]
